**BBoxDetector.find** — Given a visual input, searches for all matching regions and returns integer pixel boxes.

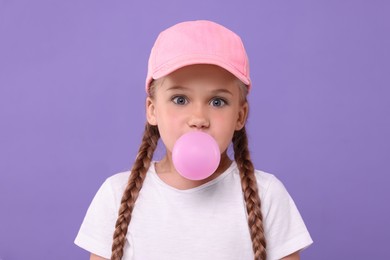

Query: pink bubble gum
[172,131,221,181]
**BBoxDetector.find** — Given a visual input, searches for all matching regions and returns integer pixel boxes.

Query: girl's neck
[155,152,232,190]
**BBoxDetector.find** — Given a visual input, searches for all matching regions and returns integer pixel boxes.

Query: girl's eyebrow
[210,88,233,96]
[166,85,233,96]
[165,85,188,92]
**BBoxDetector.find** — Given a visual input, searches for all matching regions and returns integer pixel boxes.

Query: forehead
[159,64,238,88]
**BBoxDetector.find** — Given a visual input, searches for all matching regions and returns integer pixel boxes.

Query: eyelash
[171,96,228,107]
[210,97,227,107]
[172,96,188,105]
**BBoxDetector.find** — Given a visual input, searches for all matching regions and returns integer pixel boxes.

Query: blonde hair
[110,80,267,260]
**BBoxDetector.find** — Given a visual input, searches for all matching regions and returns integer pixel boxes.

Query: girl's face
[146,64,248,158]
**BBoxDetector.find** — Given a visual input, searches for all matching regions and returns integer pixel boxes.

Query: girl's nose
[188,106,210,129]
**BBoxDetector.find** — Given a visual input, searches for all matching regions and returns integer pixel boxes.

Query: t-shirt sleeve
[74,177,120,259]
[261,174,313,260]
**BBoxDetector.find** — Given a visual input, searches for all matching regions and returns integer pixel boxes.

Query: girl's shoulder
[229,162,289,201]
[253,168,278,186]
[105,170,131,187]
[96,171,131,204]
[252,167,291,203]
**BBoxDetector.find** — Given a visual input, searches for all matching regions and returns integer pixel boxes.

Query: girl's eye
[210,98,227,107]
[172,96,188,105]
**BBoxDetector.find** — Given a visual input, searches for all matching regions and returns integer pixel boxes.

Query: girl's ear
[235,102,248,131]
[146,97,157,126]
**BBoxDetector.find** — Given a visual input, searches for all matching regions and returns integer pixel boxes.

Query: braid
[233,127,267,260]
[111,123,160,260]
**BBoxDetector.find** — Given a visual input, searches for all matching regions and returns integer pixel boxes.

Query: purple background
[1,0,389,259]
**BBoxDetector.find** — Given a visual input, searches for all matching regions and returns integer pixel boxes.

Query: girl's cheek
[213,112,230,122]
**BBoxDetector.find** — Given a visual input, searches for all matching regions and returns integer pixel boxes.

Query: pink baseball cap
[145,20,251,94]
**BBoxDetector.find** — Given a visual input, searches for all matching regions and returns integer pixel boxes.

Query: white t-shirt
[75,161,313,260]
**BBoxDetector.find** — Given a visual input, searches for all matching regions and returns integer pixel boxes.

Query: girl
[75,20,313,260]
